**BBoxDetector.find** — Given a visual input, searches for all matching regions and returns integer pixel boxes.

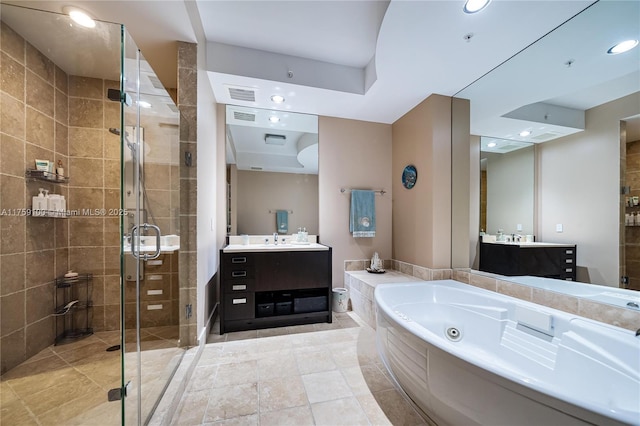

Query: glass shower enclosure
[0,4,183,425]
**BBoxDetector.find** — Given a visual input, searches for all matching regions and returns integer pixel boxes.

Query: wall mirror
[453,0,640,305]
[226,105,319,236]
[480,137,534,237]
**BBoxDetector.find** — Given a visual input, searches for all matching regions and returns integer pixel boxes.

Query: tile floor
[169,312,430,426]
[1,326,184,426]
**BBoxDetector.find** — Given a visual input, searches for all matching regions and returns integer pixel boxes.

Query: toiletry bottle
[32,188,46,216]
[56,160,64,179]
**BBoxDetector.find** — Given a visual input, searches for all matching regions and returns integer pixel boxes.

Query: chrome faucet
[273,232,278,245]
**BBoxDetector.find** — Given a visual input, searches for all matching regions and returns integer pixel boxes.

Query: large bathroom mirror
[480,137,534,236]
[226,105,319,235]
[453,0,640,300]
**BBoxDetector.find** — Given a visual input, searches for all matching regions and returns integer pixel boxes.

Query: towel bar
[340,188,386,195]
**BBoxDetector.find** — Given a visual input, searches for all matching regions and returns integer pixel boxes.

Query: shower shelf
[25,169,69,183]
[53,274,93,345]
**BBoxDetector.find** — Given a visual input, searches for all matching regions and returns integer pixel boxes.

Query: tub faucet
[273,232,278,245]
[636,328,640,337]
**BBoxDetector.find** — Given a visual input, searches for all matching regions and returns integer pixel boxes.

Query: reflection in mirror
[453,0,640,305]
[480,137,534,237]
[226,105,319,235]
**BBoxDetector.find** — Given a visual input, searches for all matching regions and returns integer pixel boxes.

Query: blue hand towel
[276,210,288,233]
[350,190,376,237]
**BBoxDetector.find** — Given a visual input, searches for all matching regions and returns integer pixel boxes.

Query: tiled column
[177,42,198,346]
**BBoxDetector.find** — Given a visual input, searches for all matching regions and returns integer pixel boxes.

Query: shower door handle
[130,223,162,261]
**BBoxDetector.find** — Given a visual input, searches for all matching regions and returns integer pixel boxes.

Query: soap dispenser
[32,188,47,216]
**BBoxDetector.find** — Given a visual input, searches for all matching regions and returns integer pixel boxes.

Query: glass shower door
[121,29,183,425]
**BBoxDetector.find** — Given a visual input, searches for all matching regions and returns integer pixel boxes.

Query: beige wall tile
[177,42,197,72]
[1,253,25,295]
[25,71,54,117]
[68,98,103,128]
[25,217,55,252]
[1,215,25,255]
[54,65,67,94]
[496,280,532,301]
[1,134,25,177]
[25,107,54,151]
[69,217,104,247]
[1,51,25,101]
[25,283,53,324]
[179,106,197,142]
[1,174,24,210]
[104,159,120,189]
[1,330,25,374]
[104,217,120,247]
[177,67,197,107]
[469,273,497,291]
[1,292,25,336]
[24,250,55,288]
[104,101,119,130]
[104,130,120,160]
[25,317,53,363]
[1,92,25,139]
[532,289,579,314]
[69,128,103,158]
[69,247,104,276]
[144,163,171,190]
[68,76,103,99]
[55,248,69,278]
[55,122,68,157]
[54,89,68,125]
[26,43,54,83]
[104,247,119,276]
[68,158,103,187]
[1,22,25,64]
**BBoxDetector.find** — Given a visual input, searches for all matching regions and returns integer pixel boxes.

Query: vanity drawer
[225,278,255,293]
[224,293,255,320]
[223,254,255,279]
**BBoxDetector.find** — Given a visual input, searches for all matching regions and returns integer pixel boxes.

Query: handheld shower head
[109,128,135,152]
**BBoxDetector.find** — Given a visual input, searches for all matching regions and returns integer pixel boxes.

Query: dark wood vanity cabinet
[220,247,332,333]
[479,242,577,281]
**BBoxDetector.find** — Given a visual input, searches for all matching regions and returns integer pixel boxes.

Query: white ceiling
[1,0,638,141]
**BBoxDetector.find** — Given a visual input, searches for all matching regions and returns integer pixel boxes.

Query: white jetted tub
[375,280,640,426]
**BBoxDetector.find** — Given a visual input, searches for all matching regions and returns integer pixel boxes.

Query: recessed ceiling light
[270,95,285,104]
[487,142,497,148]
[138,100,152,109]
[519,130,532,137]
[63,6,96,28]
[607,39,639,55]
[463,0,491,14]
[269,116,280,123]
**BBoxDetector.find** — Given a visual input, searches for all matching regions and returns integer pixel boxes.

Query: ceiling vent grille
[265,134,286,145]
[146,75,165,90]
[228,87,256,102]
[234,111,256,122]
[531,132,561,141]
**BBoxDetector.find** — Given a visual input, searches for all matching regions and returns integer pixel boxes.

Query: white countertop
[123,245,180,254]
[484,241,575,248]
[223,242,329,253]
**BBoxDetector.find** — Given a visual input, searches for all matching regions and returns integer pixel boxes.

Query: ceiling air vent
[265,134,286,145]
[233,111,255,122]
[228,86,256,102]
[146,75,165,90]
[531,132,561,142]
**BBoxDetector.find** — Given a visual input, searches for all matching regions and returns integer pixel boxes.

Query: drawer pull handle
[565,259,573,263]
[147,259,163,266]
[566,250,574,255]
[232,271,247,278]
[232,298,247,305]
[232,257,247,264]
[232,284,247,291]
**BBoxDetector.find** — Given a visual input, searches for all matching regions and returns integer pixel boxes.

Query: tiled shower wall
[625,138,640,291]
[1,21,70,373]
[0,21,180,373]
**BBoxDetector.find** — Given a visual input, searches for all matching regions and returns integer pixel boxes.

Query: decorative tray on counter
[366,268,386,274]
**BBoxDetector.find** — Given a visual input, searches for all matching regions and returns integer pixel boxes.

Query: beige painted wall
[485,146,535,235]
[537,92,640,286]
[318,116,393,286]
[392,94,452,269]
[235,170,319,235]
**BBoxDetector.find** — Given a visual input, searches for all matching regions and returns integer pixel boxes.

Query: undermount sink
[223,242,329,253]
